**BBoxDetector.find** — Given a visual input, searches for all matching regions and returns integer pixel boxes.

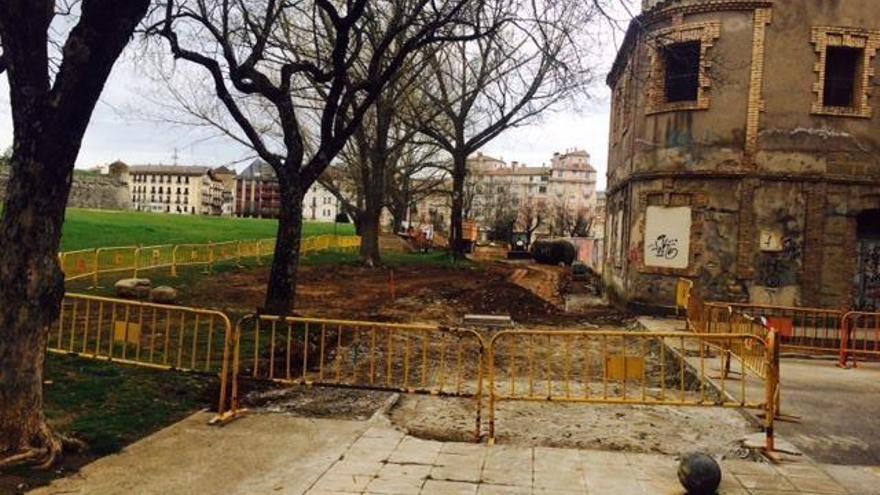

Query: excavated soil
[178,260,630,326]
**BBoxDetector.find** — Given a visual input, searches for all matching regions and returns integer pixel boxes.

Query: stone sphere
[677,453,722,495]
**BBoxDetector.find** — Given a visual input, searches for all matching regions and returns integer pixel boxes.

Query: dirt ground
[390,395,757,458]
[238,384,757,459]
[244,386,395,421]
[179,258,631,327]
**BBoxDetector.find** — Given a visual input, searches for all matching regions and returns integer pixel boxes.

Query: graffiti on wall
[644,206,691,269]
[756,234,801,288]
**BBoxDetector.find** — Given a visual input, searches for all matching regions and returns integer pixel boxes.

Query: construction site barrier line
[485,328,777,451]
[57,234,361,283]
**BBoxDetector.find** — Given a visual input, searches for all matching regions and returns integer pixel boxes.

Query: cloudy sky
[0,6,631,191]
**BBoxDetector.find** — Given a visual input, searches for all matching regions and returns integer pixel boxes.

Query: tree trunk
[0,147,72,468]
[263,184,305,315]
[0,0,150,468]
[359,209,381,266]
[450,152,467,259]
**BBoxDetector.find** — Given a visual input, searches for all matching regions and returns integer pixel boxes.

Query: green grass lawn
[57,208,354,251]
[0,354,219,494]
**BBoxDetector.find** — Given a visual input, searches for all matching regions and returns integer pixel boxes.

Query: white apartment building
[468,149,598,235]
[127,164,227,215]
[303,182,341,222]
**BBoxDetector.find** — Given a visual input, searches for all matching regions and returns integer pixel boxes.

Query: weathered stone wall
[0,168,130,211]
[604,0,880,311]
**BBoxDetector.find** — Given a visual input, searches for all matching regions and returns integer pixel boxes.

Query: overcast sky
[0,8,629,192]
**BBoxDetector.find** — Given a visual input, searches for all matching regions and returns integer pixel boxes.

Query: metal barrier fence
[57,234,359,283]
[50,294,781,451]
[217,315,486,438]
[49,293,233,374]
[720,303,845,357]
[680,280,847,359]
[486,329,778,450]
[841,311,880,366]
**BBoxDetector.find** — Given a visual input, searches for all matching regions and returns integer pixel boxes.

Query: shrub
[531,240,577,266]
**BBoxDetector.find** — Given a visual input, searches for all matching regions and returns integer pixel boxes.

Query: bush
[531,240,577,266]
[334,212,350,223]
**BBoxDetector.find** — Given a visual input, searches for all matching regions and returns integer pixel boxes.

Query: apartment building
[127,164,227,215]
[468,149,598,237]
[234,159,340,221]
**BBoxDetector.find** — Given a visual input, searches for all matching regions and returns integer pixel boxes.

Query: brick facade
[604,0,880,311]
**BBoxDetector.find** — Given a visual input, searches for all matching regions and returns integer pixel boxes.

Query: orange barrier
[723,303,845,357]
[840,311,880,367]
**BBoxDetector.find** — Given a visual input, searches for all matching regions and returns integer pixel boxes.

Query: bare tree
[485,188,517,243]
[386,143,446,233]
[0,0,151,468]
[552,198,593,238]
[518,199,548,249]
[322,57,434,266]
[149,0,494,313]
[419,1,597,258]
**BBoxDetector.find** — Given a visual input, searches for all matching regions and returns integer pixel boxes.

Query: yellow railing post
[91,248,99,288]
[133,246,141,278]
[765,328,778,453]
[171,245,179,277]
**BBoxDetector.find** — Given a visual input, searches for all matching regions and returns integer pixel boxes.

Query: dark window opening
[824,46,862,108]
[663,41,701,103]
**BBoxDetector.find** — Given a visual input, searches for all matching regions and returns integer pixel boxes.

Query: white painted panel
[644,206,691,269]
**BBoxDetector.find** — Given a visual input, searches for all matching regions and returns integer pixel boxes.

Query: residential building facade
[127,164,226,215]
[605,0,880,311]
[468,149,598,238]
[234,160,341,222]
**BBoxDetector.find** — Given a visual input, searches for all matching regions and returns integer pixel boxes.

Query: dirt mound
[379,233,413,254]
[449,280,561,322]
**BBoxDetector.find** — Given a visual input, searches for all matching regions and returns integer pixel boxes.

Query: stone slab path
[29,410,874,495]
[306,423,854,495]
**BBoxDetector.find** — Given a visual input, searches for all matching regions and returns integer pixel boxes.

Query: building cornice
[607,0,774,87]
[606,169,880,195]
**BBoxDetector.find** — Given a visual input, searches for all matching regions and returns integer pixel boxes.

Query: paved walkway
[307,423,853,495]
[640,316,880,465]
[29,408,879,495]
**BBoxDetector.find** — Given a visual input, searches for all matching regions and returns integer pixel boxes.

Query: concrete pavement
[31,412,369,495]
[306,423,856,494]
[640,316,880,465]
[29,409,871,495]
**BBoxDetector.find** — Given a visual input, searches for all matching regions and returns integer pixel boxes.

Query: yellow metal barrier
[60,248,98,282]
[134,244,175,277]
[93,246,139,285]
[720,303,844,357]
[486,330,778,451]
[213,240,242,265]
[50,293,232,374]
[171,243,214,275]
[216,314,486,438]
[60,235,360,283]
[675,278,693,316]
